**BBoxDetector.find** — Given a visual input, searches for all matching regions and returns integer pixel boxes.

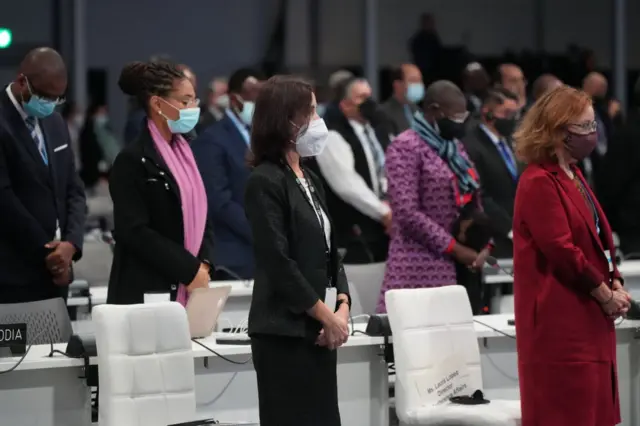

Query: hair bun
[118,61,148,96]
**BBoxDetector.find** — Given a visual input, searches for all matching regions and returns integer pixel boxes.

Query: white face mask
[294,118,329,157]
[215,94,229,109]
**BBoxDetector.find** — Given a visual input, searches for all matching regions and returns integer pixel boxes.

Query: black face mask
[358,98,378,122]
[437,117,466,140]
[494,117,517,138]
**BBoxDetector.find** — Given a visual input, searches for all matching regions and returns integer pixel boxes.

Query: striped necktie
[25,117,48,165]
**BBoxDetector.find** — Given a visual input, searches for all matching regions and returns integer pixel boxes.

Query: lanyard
[582,183,600,234]
[286,164,330,255]
[576,176,600,234]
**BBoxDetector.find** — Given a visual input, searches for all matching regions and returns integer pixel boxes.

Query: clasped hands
[599,279,632,319]
[452,242,491,271]
[316,303,350,350]
[44,241,76,286]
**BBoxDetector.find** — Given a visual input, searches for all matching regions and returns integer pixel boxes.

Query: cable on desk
[349,314,371,336]
[48,349,84,359]
[473,319,516,339]
[191,339,252,365]
[0,328,48,375]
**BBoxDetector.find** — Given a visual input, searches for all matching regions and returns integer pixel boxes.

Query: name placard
[414,355,472,405]
[0,323,27,356]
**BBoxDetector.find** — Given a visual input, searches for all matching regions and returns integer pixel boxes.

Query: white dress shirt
[479,123,517,167]
[316,120,389,221]
[6,84,45,144]
[299,178,331,248]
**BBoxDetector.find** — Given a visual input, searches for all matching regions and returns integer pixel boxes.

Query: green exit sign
[0,28,13,49]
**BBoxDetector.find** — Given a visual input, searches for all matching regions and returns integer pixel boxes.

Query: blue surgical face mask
[406,82,425,104]
[160,99,200,134]
[22,78,59,118]
[239,100,255,126]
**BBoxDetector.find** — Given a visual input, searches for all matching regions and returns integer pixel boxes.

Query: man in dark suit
[380,64,423,137]
[310,77,391,264]
[0,47,86,303]
[462,88,519,259]
[191,68,262,279]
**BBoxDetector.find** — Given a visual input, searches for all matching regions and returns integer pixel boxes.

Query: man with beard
[309,77,390,264]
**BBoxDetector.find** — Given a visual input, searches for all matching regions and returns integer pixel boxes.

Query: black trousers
[251,334,341,426]
[455,262,483,315]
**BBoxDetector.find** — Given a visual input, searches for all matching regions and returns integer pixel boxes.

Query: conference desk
[3,314,639,426]
[67,281,253,327]
[69,260,640,320]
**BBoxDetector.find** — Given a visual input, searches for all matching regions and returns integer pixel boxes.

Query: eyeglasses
[568,120,597,133]
[26,77,65,104]
[170,97,200,108]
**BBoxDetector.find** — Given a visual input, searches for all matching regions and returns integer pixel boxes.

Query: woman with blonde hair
[512,85,630,426]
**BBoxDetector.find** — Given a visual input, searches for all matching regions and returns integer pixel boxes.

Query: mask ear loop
[155,97,180,121]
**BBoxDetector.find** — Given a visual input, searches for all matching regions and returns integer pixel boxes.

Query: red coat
[513,163,622,426]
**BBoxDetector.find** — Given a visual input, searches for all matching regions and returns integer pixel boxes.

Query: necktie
[363,126,384,176]
[497,139,516,180]
[25,117,48,165]
[363,126,386,195]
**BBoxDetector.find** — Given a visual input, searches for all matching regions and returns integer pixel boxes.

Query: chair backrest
[93,302,196,426]
[343,262,386,315]
[385,286,483,421]
[0,297,72,344]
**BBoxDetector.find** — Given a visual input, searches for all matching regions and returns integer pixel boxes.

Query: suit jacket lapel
[543,163,604,251]
[476,126,515,181]
[0,91,48,174]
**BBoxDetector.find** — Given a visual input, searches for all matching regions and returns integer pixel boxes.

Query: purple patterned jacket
[377,129,479,312]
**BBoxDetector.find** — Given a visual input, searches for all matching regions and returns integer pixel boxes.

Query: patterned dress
[377,129,477,312]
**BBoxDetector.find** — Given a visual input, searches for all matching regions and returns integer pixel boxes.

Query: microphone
[352,225,375,264]
[214,265,251,286]
[485,256,514,277]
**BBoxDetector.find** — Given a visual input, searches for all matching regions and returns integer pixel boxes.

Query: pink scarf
[148,120,207,306]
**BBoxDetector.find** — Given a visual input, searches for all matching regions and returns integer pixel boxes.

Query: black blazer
[0,89,86,295]
[462,124,518,258]
[245,161,349,340]
[107,123,214,304]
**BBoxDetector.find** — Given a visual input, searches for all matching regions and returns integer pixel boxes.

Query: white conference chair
[385,286,521,426]
[93,302,197,426]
